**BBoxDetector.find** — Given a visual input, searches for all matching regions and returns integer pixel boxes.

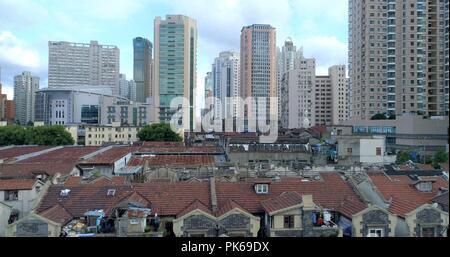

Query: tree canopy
[137,123,183,142]
[371,113,388,120]
[0,125,75,146]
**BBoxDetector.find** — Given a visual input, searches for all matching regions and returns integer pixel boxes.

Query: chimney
[302,195,314,210]
[210,177,218,212]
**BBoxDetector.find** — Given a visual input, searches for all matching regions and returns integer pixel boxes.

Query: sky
[0,0,349,107]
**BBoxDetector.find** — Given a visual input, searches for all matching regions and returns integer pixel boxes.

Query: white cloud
[301,36,347,75]
[0,31,41,69]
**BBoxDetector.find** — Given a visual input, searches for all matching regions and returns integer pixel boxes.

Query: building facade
[118,74,137,102]
[133,37,153,103]
[84,123,140,146]
[240,24,277,122]
[14,71,39,125]
[212,51,240,120]
[48,41,120,95]
[349,0,449,119]
[154,15,197,131]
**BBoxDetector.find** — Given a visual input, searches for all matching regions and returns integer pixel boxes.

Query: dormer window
[255,184,269,194]
[60,189,71,196]
[107,189,116,196]
[415,181,433,192]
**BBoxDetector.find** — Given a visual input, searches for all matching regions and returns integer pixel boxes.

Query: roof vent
[60,189,71,196]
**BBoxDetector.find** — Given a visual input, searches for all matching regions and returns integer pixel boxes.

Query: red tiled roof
[335,197,368,218]
[37,185,135,217]
[0,163,75,178]
[17,146,101,164]
[39,204,74,225]
[0,179,37,190]
[216,199,248,217]
[216,173,366,215]
[440,163,449,172]
[177,200,213,218]
[432,192,449,209]
[81,147,136,165]
[128,155,215,167]
[137,146,224,154]
[261,192,303,214]
[89,176,126,186]
[368,173,449,216]
[64,176,82,186]
[127,210,147,218]
[141,142,184,147]
[0,146,52,161]
[133,182,211,216]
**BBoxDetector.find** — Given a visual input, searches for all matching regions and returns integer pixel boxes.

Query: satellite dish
[432,203,439,209]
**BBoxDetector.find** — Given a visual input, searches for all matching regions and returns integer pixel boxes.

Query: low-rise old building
[85,123,140,146]
[0,179,46,220]
[336,135,396,165]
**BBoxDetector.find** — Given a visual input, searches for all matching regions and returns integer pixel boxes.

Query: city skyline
[0,0,349,102]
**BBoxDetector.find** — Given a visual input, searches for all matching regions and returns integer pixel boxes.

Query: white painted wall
[359,137,385,164]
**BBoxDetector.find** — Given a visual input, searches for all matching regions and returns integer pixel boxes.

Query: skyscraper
[204,71,213,112]
[349,0,449,119]
[14,71,39,125]
[119,74,137,102]
[240,24,277,123]
[212,51,240,120]
[133,37,153,103]
[154,15,197,131]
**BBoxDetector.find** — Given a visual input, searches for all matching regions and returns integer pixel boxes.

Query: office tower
[212,51,240,120]
[14,71,39,125]
[154,15,197,131]
[119,74,130,100]
[240,24,277,123]
[349,0,449,119]
[133,37,153,103]
[48,40,120,94]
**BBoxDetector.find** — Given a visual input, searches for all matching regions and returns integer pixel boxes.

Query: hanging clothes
[324,211,331,223]
[311,212,317,224]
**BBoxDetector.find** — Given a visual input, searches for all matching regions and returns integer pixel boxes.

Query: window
[4,190,18,201]
[255,184,268,194]
[376,147,382,156]
[368,228,384,237]
[130,219,139,225]
[421,227,436,237]
[284,215,295,229]
[107,189,116,196]
[347,148,353,154]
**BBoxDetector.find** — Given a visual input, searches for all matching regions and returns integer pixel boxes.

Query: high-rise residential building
[118,74,137,102]
[281,58,316,129]
[277,38,304,124]
[240,24,277,124]
[349,0,449,119]
[14,71,39,125]
[154,15,197,131]
[48,40,120,95]
[212,51,240,120]
[204,71,214,112]
[0,68,6,121]
[444,0,449,116]
[133,37,153,103]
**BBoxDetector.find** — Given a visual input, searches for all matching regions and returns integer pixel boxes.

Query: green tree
[371,113,388,120]
[0,125,74,146]
[137,123,183,142]
[432,149,449,169]
[396,151,411,164]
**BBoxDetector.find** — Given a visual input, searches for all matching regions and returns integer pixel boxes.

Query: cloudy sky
[0,0,348,104]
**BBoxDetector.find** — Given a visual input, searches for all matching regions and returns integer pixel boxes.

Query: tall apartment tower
[14,71,39,125]
[154,15,197,131]
[119,74,137,102]
[48,40,120,94]
[349,0,449,119]
[133,37,153,103]
[281,58,316,129]
[444,0,449,116]
[212,51,240,120]
[240,24,277,122]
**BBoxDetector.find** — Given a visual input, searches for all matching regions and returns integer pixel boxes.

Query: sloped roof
[336,197,369,218]
[216,199,249,217]
[39,204,74,225]
[261,192,303,214]
[128,155,216,167]
[0,179,37,190]
[176,200,213,218]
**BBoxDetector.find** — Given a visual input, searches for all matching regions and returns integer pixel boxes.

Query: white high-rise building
[118,74,137,102]
[212,51,240,120]
[14,71,39,125]
[48,40,120,95]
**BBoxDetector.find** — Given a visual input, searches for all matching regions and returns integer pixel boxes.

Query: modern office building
[48,40,120,95]
[212,51,240,120]
[133,37,153,103]
[14,71,39,125]
[154,15,197,131]
[349,0,449,119]
[240,24,277,123]
[204,71,213,110]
